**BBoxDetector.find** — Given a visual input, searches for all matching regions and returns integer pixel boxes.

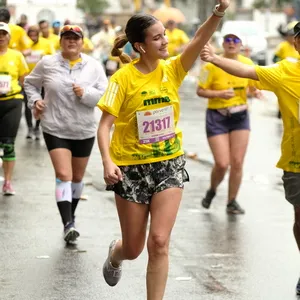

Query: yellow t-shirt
[255,59,300,172]
[8,24,31,52]
[166,28,189,57]
[274,41,299,61]
[83,37,94,54]
[26,37,55,72]
[43,33,60,51]
[0,49,29,100]
[198,55,254,109]
[69,57,82,68]
[97,55,187,166]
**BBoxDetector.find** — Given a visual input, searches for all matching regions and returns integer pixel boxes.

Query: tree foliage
[77,0,109,15]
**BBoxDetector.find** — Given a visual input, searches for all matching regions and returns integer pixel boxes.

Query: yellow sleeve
[255,64,281,92]
[168,55,187,87]
[248,79,263,89]
[198,63,213,89]
[17,52,29,76]
[97,75,126,117]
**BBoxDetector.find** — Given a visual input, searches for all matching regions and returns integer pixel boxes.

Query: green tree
[77,0,109,15]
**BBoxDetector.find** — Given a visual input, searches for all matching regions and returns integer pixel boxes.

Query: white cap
[223,30,242,41]
[0,22,10,35]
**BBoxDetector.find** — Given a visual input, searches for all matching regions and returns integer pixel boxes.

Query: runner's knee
[1,139,16,161]
[147,234,169,257]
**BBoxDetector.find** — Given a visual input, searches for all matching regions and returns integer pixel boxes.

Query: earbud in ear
[140,46,146,54]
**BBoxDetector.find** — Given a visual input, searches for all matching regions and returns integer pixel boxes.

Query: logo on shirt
[143,96,171,106]
[141,91,148,97]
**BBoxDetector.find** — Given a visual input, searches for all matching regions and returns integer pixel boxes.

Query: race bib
[136,105,175,144]
[0,74,11,94]
[26,50,42,64]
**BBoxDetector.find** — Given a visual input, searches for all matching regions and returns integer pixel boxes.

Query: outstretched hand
[200,43,216,63]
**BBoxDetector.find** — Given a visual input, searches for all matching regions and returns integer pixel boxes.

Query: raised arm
[180,0,230,72]
[200,44,258,80]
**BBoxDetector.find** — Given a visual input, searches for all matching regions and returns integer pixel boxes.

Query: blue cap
[52,21,61,28]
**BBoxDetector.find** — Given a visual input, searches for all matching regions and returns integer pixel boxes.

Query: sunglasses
[224,37,241,44]
[60,25,83,35]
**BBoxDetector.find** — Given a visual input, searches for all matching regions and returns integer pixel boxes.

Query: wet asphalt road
[0,78,299,300]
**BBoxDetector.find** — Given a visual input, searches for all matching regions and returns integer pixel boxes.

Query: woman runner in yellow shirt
[200,20,300,296]
[197,30,260,214]
[0,22,29,195]
[97,1,230,299]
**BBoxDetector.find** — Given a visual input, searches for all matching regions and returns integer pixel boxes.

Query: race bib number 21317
[136,105,175,144]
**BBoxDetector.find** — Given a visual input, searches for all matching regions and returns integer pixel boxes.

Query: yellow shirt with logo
[198,55,254,109]
[26,37,55,72]
[255,59,300,172]
[274,41,299,61]
[0,49,29,100]
[97,55,187,166]
[166,28,189,57]
[8,24,31,52]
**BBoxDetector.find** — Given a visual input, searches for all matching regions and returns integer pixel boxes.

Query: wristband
[213,4,225,17]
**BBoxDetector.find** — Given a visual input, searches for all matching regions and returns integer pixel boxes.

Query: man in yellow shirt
[200,21,300,296]
[24,25,54,140]
[0,7,31,54]
[38,20,60,51]
[273,21,299,63]
[165,20,189,57]
[52,20,61,36]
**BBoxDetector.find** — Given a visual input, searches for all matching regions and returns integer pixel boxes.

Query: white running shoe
[64,224,80,242]
[103,239,122,286]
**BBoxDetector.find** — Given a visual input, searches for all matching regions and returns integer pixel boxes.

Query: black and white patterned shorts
[106,155,189,204]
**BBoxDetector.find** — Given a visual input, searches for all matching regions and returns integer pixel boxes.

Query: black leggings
[23,88,43,129]
[43,132,95,158]
[0,98,22,138]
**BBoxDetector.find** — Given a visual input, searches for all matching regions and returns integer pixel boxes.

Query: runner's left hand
[73,84,84,97]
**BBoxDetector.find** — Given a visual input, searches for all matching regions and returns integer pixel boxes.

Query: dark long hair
[111,13,158,63]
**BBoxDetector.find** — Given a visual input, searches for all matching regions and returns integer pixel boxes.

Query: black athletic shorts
[43,132,95,157]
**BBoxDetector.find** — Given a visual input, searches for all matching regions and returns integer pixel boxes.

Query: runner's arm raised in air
[180,0,230,72]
